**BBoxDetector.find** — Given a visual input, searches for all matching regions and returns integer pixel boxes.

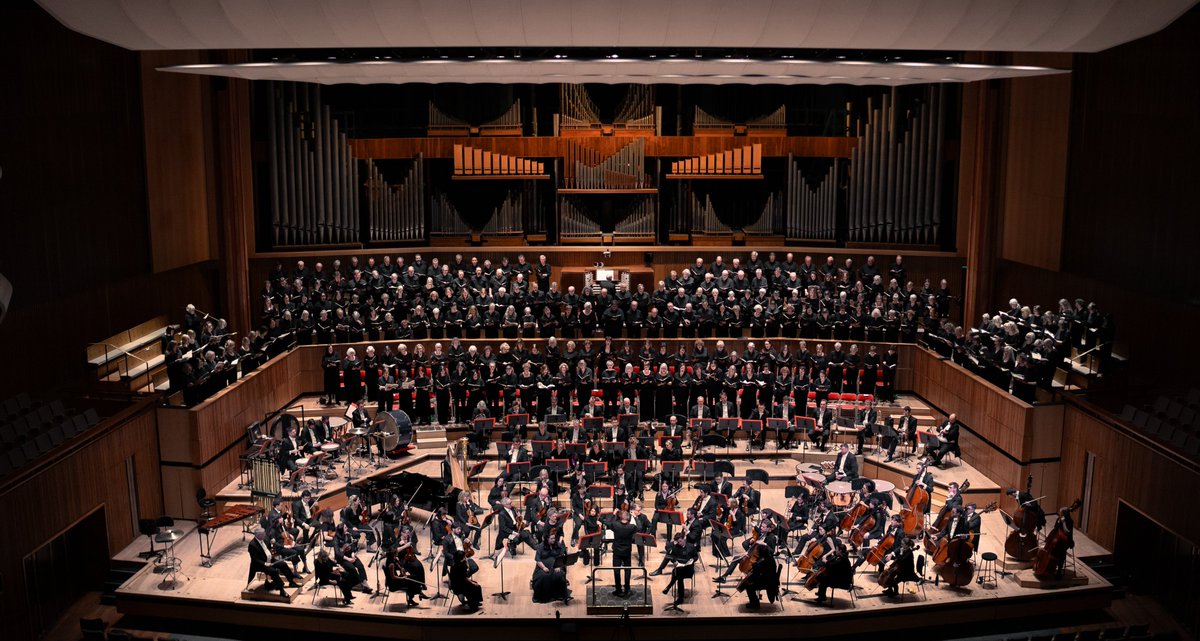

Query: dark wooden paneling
[1062,5,1200,300]
[0,399,162,641]
[141,50,217,273]
[1059,400,1200,550]
[999,53,1071,272]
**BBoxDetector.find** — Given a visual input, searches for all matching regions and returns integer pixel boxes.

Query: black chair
[196,488,217,520]
[137,519,161,560]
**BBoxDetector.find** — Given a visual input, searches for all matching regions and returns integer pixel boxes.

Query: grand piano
[356,471,461,516]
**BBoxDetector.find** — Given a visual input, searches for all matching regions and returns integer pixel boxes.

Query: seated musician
[455,491,484,548]
[857,514,906,570]
[630,502,653,566]
[340,495,378,551]
[534,467,558,497]
[530,422,555,461]
[315,548,355,605]
[810,399,833,451]
[884,406,919,461]
[715,520,777,583]
[713,391,737,439]
[332,540,373,594]
[493,496,537,566]
[563,420,587,443]
[531,531,572,604]
[248,528,300,597]
[300,418,330,454]
[387,530,428,606]
[794,519,837,559]
[267,514,307,574]
[774,396,799,449]
[929,412,961,466]
[856,398,879,455]
[1045,504,1076,578]
[879,536,920,596]
[826,443,859,482]
[659,439,683,487]
[660,414,685,438]
[569,484,590,545]
[850,498,888,552]
[277,425,304,474]
[444,524,483,611]
[656,531,699,605]
[748,400,770,449]
[810,538,853,605]
[735,537,780,610]
[291,489,319,539]
[711,471,733,498]
[732,478,761,515]
[486,476,509,511]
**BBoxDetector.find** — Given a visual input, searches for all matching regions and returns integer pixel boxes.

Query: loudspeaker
[0,272,10,325]
[643,252,654,266]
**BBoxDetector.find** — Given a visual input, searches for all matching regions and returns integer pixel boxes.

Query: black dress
[531,541,570,602]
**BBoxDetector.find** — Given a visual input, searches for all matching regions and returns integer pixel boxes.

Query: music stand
[507,413,529,439]
[582,417,604,436]
[565,442,588,460]
[796,416,817,451]
[506,461,530,482]
[766,418,788,461]
[656,434,683,450]
[544,413,567,429]
[919,431,940,461]
[717,417,739,442]
[619,413,639,433]
[742,419,763,460]
[579,532,603,582]
[689,418,713,438]
[661,460,685,487]
[474,418,495,453]
[693,460,717,483]
[583,461,609,485]
[708,519,733,598]
[655,509,683,541]
[587,483,614,510]
[745,469,770,493]
[997,511,1015,578]
[531,440,554,463]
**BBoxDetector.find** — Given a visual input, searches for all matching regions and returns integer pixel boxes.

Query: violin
[1033,499,1081,578]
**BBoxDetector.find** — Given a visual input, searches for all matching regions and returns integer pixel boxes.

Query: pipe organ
[560,84,655,135]
[364,156,425,242]
[429,99,523,137]
[613,199,656,238]
[267,82,360,246]
[784,157,838,241]
[557,198,603,240]
[668,144,762,178]
[848,85,945,244]
[563,138,649,191]
[694,105,787,137]
[689,192,780,236]
[453,144,547,178]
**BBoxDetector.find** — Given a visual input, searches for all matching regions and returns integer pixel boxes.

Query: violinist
[444,524,482,611]
[315,547,355,605]
[494,496,537,566]
[653,481,680,540]
[341,495,378,552]
[732,478,761,516]
[291,489,319,537]
[659,439,683,487]
[388,530,428,606]
[711,472,734,498]
[578,499,603,567]
[531,531,572,603]
[630,502,653,566]
[268,515,307,574]
[656,532,699,606]
[486,476,509,510]
[525,487,553,531]
[569,484,589,546]
[455,492,484,548]
[335,542,373,595]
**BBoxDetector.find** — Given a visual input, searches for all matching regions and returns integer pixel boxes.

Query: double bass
[1033,499,1082,578]
[1004,474,1041,561]
[931,479,971,531]
[931,502,997,587]
[898,460,931,535]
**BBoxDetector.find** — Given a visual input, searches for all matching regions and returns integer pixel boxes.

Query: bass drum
[269,413,301,441]
[376,409,414,458]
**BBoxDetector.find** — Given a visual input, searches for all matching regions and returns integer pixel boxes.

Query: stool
[976,551,998,586]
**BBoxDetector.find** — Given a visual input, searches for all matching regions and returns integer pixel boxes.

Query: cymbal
[155,529,185,543]
[348,427,371,436]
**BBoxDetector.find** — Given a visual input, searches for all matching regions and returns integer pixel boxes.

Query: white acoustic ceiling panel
[36,0,1197,53]
[160,58,1067,86]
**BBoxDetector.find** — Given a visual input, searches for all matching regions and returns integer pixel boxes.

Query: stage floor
[117,486,1110,640]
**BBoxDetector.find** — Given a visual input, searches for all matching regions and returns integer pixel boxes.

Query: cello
[849,509,877,547]
[897,460,932,535]
[795,537,826,571]
[1004,474,1042,561]
[1033,499,1081,578]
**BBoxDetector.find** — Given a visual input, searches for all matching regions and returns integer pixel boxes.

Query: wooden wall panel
[1059,400,1200,550]
[141,50,217,273]
[999,53,1071,272]
[0,399,162,641]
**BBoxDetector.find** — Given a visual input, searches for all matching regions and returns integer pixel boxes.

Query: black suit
[826,450,859,481]
[606,518,640,593]
[886,415,919,458]
[688,404,713,420]
[810,408,833,449]
[931,420,960,465]
[248,537,296,589]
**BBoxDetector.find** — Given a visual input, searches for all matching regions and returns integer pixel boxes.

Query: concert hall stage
[116,484,1110,641]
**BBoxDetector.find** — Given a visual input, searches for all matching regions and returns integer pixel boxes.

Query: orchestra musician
[856,398,879,455]
[493,496,538,566]
[387,530,428,606]
[810,538,853,605]
[930,412,961,467]
[314,547,355,605]
[531,531,572,603]
[455,491,484,548]
[340,495,378,551]
[630,502,653,566]
[444,523,483,611]
[879,536,920,597]
[810,399,833,451]
[278,425,304,474]
[657,531,699,606]
[248,528,301,597]
[885,406,919,462]
[774,395,798,449]
[826,443,859,482]
[736,537,780,610]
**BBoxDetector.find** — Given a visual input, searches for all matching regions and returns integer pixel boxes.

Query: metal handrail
[87,341,154,392]
[588,564,650,609]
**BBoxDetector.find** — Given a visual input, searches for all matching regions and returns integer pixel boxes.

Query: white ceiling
[161,58,1067,86]
[37,0,1197,53]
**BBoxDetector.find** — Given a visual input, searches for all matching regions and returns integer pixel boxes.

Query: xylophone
[198,504,264,567]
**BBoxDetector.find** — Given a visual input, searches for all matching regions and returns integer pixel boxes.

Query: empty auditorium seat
[1120,405,1137,422]
[84,408,100,426]
[1132,411,1149,428]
